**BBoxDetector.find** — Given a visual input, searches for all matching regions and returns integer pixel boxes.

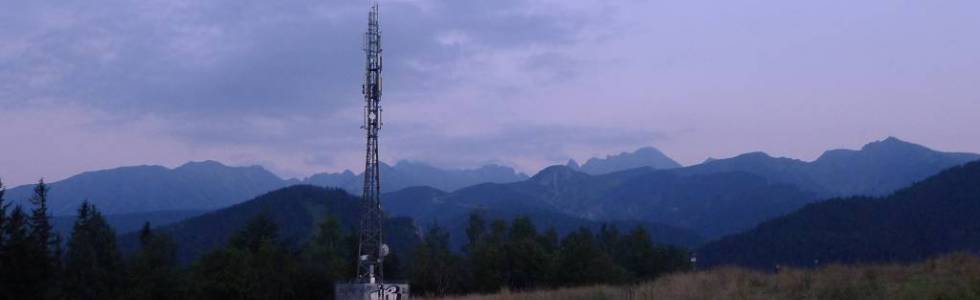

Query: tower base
[335,282,410,300]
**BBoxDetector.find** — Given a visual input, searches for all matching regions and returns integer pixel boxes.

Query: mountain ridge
[578,146,682,175]
[699,159,980,268]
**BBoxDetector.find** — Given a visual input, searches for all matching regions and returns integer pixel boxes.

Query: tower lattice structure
[355,0,386,284]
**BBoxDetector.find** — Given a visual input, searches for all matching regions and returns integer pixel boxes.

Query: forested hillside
[0,180,693,299]
[385,165,816,240]
[117,185,420,264]
[700,160,980,268]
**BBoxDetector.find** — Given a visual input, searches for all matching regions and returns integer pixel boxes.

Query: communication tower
[336,1,409,299]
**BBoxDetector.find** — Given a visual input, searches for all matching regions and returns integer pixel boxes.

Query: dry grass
[425,253,980,300]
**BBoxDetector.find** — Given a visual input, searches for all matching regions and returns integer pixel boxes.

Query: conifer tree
[0,178,7,262]
[466,218,509,293]
[464,212,486,254]
[125,222,181,300]
[190,214,298,300]
[411,224,463,296]
[555,228,628,286]
[63,201,125,300]
[504,217,549,290]
[25,179,61,299]
[294,216,352,299]
[619,226,658,279]
[1,207,35,299]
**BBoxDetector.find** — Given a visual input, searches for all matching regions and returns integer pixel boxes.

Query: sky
[1,0,979,186]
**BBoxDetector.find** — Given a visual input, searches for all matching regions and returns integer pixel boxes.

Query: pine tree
[555,228,628,286]
[294,216,352,299]
[411,224,463,296]
[504,217,549,290]
[229,213,279,253]
[466,219,508,293]
[464,212,486,254]
[63,201,125,300]
[619,226,657,279]
[25,179,61,299]
[125,222,181,300]
[1,207,35,299]
[190,214,298,300]
[0,178,7,266]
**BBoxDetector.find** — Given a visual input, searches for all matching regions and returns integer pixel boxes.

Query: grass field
[426,253,980,300]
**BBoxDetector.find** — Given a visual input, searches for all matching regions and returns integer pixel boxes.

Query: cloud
[0,0,593,116]
[2,0,980,185]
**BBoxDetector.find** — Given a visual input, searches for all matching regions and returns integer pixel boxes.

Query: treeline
[411,214,692,296]
[0,179,691,299]
[0,179,357,299]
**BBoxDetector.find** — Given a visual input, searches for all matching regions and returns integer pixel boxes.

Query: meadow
[427,253,980,300]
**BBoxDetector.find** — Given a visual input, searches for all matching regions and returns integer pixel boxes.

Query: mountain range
[305,161,529,194]
[383,137,978,240]
[385,164,817,240]
[699,160,980,269]
[5,137,977,245]
[5,160,528,216]
[680,137,980,197]
[568,147,682,174]
[6,161,288,216]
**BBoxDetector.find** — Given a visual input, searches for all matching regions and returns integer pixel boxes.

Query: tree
[597,224,622,256]
[293,216,352,299]
[229,213,279,253]
[0,207,34,299]
[63,201,125,300]
[618,226,657,279]
[0,178,7,268]
[555,228,628,286]
[504,217,549,290]
[537,226,559,254]
[124,222,182,300]
[411,224,463,296]
[189,214,298,300]
[464,212,486,254]
[24,179,61,299]
[466,219,509,293]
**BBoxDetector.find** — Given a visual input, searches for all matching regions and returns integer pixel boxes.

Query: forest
[0,179,691,299]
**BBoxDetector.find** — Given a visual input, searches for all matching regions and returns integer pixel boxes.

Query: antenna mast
[356,0,385,285]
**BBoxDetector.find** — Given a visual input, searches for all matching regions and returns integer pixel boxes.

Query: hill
[382,185,703,249]
[6,161,288,216]
[382,165,812,241]
[119,185,422,264]
[4,160,527,216]
[52,209,205,239]
[699,160,980,268]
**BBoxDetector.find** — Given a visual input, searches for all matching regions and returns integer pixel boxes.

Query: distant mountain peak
[719,151,781,163]
[177,160,226,168]
[860,136,929,153]
[393,160,430,168]
[579,146,681,175]
[531,165,588,183]
[566,159,581,170]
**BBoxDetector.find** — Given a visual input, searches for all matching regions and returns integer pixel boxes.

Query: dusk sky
[2,0,979,186]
